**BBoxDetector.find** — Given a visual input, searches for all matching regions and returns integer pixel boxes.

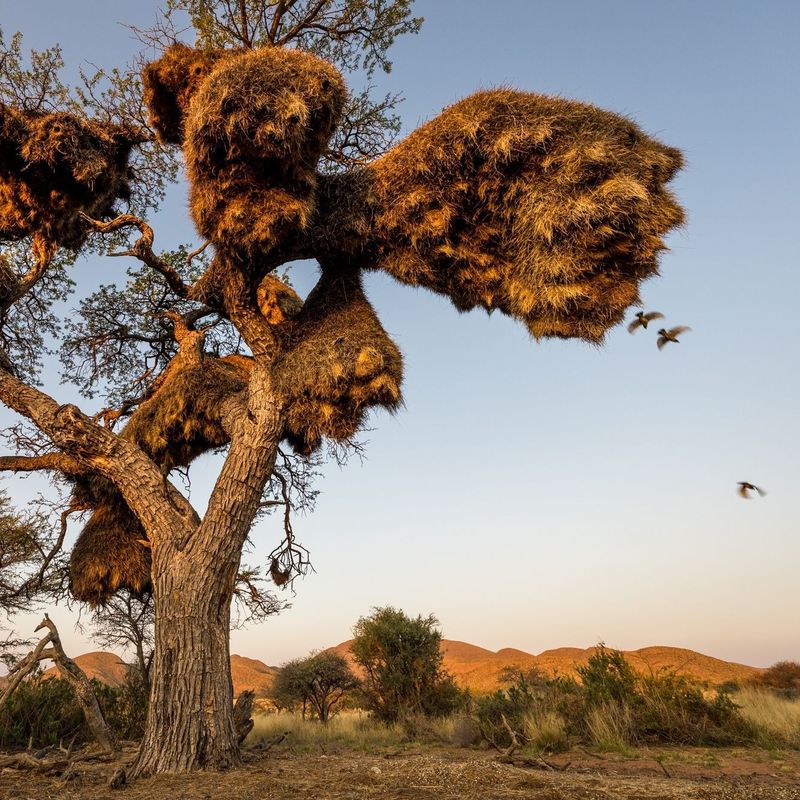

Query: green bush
[0,669,148,749]
[351,606,465,722]
[0,675,86,748]
[473,647,760,752]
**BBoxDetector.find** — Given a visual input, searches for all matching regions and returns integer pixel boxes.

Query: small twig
[185,240,211,270]
[80,213,192,301]
[654,758,671,778]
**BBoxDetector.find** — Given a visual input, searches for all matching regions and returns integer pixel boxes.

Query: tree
[350,606,460,722]
[0,0,684,777]
[271,650,358,722]
[88,591,155,686]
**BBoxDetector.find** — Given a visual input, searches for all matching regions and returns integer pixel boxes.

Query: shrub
[271,651,358,722]
[350,606,463,722]
[474,648,762,752]
[753,661,800,699]
[0,669,148,749]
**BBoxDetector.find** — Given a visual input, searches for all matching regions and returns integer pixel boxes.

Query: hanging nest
[119,352,250,472]
[69,353,251,605]
[310,89,685,342]
[0,104,139,251]
[273,266,403,455]
[184,46,346,261]
[69,498,151,607]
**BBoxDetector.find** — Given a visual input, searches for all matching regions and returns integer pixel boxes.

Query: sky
[0,0,798,669]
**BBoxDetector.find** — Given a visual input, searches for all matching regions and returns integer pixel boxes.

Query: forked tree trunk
[132,384,284,776]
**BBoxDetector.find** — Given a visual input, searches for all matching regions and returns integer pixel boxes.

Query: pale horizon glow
[0,0,797,671]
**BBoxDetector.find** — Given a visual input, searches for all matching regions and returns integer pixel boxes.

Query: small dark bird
[657,326,691,349]
[738,482,767,499]
[628,310,664,333]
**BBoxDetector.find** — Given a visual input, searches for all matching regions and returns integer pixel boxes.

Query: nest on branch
[310,89,685,342]
[143,43,346,263]
[68,273,401,599]
[274,266,403,455]
[69,498,151,606]
[0,104,138,251]
[68,354,250,604]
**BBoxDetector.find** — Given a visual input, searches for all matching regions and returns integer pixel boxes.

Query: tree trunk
[132,382,283,777]
[131,547,240,775]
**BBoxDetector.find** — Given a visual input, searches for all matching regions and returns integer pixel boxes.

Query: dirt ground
[2,745,799,800]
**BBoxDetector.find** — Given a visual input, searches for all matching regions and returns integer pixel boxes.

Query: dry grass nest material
[143,43,346,261]
[69,354,250,605]
[69,271,402,601]
[274,266,403,455]
[311,89,685,342]
[0,104,138,251]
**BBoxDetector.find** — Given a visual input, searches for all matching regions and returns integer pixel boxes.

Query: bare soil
[2,745,799,800]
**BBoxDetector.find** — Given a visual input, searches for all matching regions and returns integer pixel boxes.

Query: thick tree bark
[132,364,284,776]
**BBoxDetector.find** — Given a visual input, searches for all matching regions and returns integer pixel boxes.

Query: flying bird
[738,482,767,499]
[657,326,691,349]
[627,310,664,333]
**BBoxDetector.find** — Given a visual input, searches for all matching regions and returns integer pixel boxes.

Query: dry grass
[246,711,403,751]
[585,702,635,752]
[313,89,685,343]
[736,689,800,749]
[246,711,463,752]
[0,104,138,253]
[522,709,570,752]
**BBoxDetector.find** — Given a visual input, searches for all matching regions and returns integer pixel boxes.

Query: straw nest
[69,498,151,606]
[69,354,250,604]
[310,89,685,342]
[0,104,138,251]
[273,266,403,455]
[142,43,346,261]
[69,274,402,599]
[183,46,347,261]
[141,43,229,145]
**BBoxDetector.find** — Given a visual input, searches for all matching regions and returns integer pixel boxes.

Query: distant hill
[230,654,278,697]
[329,640,761,692]
[37,641,761,697]
[44,651,130,687]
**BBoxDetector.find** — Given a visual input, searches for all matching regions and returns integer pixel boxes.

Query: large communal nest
[143,43,347,262]
[310,89,685,342]
[0,104,139,252]
[69,354,250,605]
[273,266,403,455]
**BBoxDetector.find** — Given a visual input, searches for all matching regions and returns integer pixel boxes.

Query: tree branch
[0,365,198,543]
[80,214,192,301]
[0,452,82,474]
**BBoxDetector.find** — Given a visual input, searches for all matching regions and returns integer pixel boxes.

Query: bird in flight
[738,482,767,499]
[657,326,691,349]
[628,311,664,333]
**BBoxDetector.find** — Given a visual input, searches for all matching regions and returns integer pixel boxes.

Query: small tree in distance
[351,606,462,722]
[271,650,357,722]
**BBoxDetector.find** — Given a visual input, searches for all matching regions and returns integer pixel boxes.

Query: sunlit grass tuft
[735,688,800,748]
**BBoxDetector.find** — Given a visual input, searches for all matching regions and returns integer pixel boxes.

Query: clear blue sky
[1,1,798,668]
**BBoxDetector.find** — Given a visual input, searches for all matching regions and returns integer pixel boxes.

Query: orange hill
[44,651,130,687]
[329,640,761,692]
[230,654,278,697]
[39,642,760,697]
[42,652,277,698]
